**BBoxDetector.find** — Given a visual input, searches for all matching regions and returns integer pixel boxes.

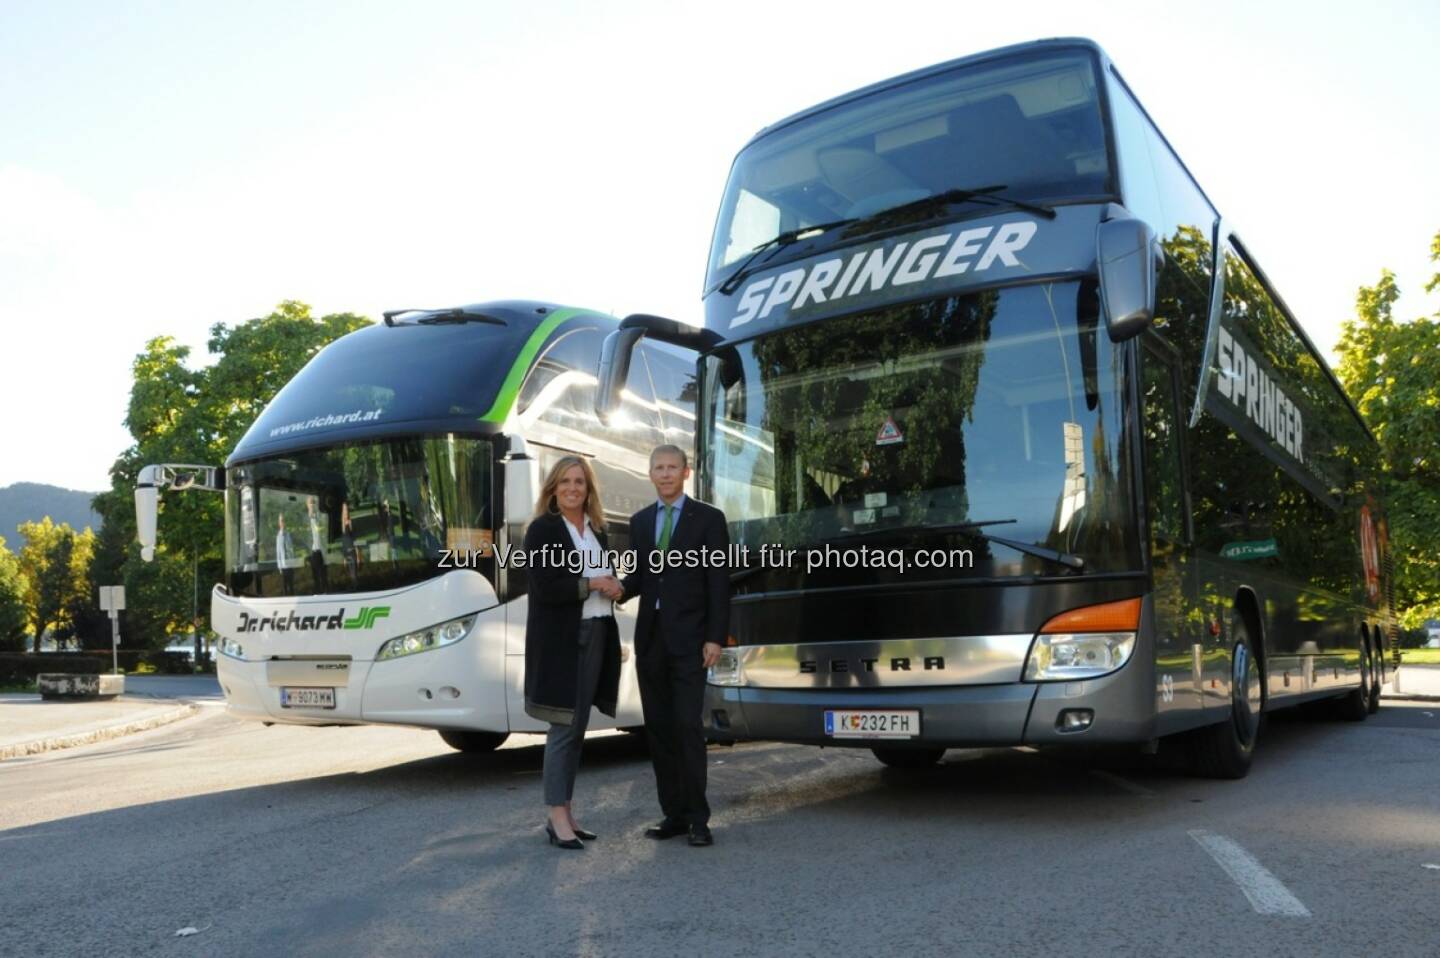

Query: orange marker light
[1039,597,1142,634]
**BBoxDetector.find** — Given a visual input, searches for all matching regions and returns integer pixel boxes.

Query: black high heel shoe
[545,821,584,850]
[571,826,598,841]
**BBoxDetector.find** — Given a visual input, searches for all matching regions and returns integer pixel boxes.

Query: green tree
[90,301,370,647]
[16,517,95,650]
[1336,232,1440,630]
[0,536,28,651]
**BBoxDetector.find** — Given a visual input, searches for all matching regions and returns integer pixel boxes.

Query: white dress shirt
[563,515,614,619]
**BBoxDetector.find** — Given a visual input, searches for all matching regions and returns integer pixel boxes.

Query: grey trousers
[542,617,609,807]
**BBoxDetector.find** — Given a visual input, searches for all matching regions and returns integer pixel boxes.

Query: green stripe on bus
[478,307,589,423]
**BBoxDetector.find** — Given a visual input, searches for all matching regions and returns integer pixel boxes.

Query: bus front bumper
[703,657,1154,748]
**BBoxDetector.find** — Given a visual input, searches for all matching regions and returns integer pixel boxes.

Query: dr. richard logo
[236,606,391,632]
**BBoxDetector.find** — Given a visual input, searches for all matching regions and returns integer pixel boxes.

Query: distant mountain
[0,483,103,552]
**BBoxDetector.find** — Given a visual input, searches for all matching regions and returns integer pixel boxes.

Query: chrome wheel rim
[1231,637,1262,747]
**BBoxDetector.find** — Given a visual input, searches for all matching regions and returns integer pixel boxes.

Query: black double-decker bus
[598,39,1392,776]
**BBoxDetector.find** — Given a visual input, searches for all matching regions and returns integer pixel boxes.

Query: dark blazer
[620,497,730,656]
[521,512,621,725]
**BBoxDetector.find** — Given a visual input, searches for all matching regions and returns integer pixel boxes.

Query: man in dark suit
[619,444,730,846]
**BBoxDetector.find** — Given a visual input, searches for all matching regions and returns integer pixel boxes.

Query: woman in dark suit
[523,455,624,850]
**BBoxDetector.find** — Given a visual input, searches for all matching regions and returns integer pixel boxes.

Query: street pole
[99,585,125,675]
[192,547,200,664]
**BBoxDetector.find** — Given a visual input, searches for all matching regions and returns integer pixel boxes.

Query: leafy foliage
[90,302,370,647]
[0,536,28,651]
[1336,235,1440,629]
[16,517,95,649]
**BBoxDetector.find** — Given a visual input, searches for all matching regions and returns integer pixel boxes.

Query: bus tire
[438,730,508,753]
[1188,615,1262,779]
[871,746,945,768]
[1366,633,1382,715]
[1335,640,1371,723]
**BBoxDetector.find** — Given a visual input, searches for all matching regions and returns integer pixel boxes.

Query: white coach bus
[137,301,694,751]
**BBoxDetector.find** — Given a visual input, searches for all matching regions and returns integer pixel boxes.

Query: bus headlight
[1024,597,1142,682]
[220,637,245,659]
[708,647,743,686]
[1024,632,1136,681]
[376,615,476,661]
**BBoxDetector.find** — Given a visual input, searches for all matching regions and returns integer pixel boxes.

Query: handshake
[587,575,625,601]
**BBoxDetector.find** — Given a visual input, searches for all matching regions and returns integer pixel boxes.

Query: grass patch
[0,681,36,693]
[1400,648,1440,665]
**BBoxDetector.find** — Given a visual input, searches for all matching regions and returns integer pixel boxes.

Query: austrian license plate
[280,687,336,709]
[824,709,920,739]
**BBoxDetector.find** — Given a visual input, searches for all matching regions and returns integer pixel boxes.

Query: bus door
[1140,337,1203,728]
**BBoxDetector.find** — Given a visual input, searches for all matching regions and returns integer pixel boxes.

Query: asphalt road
[1,699,1437,958]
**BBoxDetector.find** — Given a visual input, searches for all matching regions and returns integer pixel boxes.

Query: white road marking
[1089,769,1153,797]
[1422,863,1440,870]
[1189,830,1311,916]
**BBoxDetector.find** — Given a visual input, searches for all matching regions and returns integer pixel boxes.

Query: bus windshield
[707,48,1111,290]
[702,282,1138,590]
[225,436,494,598]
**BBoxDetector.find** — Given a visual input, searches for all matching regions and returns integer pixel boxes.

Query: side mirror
[595,327,645,423]
[135,484,159,563]
[1097,216,1162,342]
[503,437,539,525]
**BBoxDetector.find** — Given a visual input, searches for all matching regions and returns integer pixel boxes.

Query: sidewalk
[1382,663,1440,701]
[0,692,199,761]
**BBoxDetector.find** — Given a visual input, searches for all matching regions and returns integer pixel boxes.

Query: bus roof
[744,37,1113,149]
[228,300,618,465]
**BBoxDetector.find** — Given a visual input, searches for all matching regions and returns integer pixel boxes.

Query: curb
[0,702,199,762]
[1381,693,1440,703]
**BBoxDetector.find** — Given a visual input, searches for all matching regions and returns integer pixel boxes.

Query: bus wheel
[438,730,508,753]
[871,747,946,768]
[1366,635,1382,715]
[1188,616,1262,779]
[1336,640,1371,722]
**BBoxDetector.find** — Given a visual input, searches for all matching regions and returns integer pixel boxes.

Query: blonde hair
[534,455,605,531]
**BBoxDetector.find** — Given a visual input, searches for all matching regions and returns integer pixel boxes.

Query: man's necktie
[657,504,675,552]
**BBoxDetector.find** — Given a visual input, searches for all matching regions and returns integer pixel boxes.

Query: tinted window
[237,322,532,460]
[1106,72,1217,396]
[642,344,699,447]
[226,437,495,597]
[1192,243,1369,598]
[1106,77,1163,230]
[708,50,1112,287]
[704,281,1139,590]
[1141,346,1186,544]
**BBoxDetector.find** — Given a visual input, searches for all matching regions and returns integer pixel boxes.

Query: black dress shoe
[545,821,584,850]
[572,826,598,841]
[687,824,714,846]
[644,819,688,840]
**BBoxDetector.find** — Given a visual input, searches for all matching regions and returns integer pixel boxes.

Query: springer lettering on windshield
[729,220,1038,330]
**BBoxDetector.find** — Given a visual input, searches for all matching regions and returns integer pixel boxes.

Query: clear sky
[2,0,1437,492]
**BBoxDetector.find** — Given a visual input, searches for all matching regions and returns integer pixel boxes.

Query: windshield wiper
[382,308,508,327]
[730,518,1084,585]
[716,217,857,295]
[714,187,1056,297]
[819,518,1084,570]
[853,185,1057,228]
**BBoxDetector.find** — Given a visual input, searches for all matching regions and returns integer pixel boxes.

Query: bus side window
[1141,344,1187,545]
[640,345,698,448]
